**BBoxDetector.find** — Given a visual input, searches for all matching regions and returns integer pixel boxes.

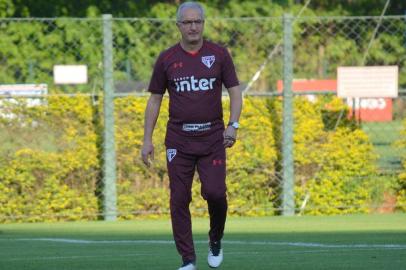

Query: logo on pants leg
[167,149,177,162]
[212,159,223,166]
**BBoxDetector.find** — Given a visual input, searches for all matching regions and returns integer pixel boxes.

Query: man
[141,2,242,270]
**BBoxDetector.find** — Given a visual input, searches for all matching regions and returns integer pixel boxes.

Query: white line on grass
[223,240,406,249]
[7,238,406,249]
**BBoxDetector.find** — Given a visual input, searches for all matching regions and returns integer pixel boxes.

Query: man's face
[177,8,204,45]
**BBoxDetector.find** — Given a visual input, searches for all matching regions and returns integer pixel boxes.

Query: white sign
[54,65,88,84]
[337,66,398,98]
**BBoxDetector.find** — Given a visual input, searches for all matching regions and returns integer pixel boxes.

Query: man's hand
[141,142,154,167]
[223,126,237,148]
[225,85,242,148]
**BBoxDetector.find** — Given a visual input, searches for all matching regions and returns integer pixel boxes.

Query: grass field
[362,120,405,171]
[1,214,405,270]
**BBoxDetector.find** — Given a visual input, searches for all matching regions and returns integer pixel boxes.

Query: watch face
[228,122,239,129]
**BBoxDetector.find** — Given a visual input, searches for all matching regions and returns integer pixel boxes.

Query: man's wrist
[227,121,239,129]
[143,138,153,145]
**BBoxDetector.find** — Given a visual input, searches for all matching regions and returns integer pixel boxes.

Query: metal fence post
[282,13,295,216]
[102,14,117,221]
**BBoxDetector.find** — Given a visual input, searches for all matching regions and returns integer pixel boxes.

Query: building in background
[277,79,393,122]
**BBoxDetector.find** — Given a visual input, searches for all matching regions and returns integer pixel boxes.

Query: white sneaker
[208,241,223,268]
[178,262,197,270]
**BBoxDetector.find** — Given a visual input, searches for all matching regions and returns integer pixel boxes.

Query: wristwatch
[228,121,239,129]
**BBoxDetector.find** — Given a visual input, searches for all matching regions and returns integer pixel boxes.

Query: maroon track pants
[166,141,227,263]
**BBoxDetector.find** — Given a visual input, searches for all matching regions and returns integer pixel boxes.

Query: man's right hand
[141,94,163,168]
[141,142,154,167]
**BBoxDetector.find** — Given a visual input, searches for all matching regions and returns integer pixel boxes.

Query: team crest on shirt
[201,55,215,69]
[167,149,177,162]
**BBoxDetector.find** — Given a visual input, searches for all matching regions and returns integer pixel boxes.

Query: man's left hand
[223,126,237,148]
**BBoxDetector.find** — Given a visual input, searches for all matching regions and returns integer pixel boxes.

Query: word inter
[174,76,216,92]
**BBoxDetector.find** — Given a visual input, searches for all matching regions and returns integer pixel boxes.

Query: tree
[0,0,14,17]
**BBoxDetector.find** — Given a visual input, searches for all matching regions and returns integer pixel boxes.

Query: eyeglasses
[178,20,204,27]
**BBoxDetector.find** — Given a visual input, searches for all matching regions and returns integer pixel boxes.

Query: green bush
[0,95,388,222]
[295,127,378,215]
[277,97,378,215]
[396,118,406,211]
[0,97,99,222]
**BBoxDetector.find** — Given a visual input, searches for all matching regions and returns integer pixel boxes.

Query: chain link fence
[0,15,405,221]
[292,15,406,215]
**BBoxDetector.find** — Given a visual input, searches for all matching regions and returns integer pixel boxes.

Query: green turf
[362,120,405,171]
[1,214,406,270]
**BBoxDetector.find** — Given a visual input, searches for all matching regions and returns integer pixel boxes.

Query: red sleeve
[148,53,167,94]
[221,48,239,89]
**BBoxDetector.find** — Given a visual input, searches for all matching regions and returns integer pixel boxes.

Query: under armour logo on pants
[212,159,223,166]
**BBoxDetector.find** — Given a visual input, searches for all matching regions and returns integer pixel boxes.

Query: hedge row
[396,118,406,211]
[0,95,402,222]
